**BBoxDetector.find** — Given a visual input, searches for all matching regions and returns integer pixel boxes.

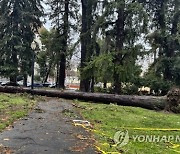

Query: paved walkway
[0,98,96,154]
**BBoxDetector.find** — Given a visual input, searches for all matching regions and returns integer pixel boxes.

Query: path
[0,98,96,154]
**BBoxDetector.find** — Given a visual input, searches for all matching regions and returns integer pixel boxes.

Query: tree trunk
[103,82,107,89]
[43,63,52,83]
[80,0,93,92]
[56,64,59,87]
[10,48,18,83]
[164,0,180,81]
[80,80,90,92]
[90,77,95,93]
[23,74,27,87]
[114,2,125,94]
[10,76,16,83]
[166,87,180,113]
[58,0,69,89]
[58,54,66,89]
[0,86,167,111]
[157,1,173,81]
[80,0,88,92]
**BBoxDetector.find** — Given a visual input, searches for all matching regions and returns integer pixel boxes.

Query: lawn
[0,93,36,132]
[75,101,180,154]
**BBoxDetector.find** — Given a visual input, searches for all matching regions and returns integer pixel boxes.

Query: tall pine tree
[48,0,78,89]
[80,0,99,92]
[88,0,148,94]
[0,0,43,83]
[144,0,180,86]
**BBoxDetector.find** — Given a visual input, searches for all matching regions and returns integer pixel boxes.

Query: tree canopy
[0,0,43,84]
[0,0,179,95]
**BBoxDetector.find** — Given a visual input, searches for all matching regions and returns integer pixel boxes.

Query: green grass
[0,93,36,132]
[75,101,180,154]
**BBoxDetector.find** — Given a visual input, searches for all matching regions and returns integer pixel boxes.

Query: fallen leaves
[70,143,89,152]
[0,144,13,154]
[76,134,88,140]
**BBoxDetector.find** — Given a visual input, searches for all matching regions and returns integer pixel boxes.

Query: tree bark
[164,0,180,81]
[103,82,107,89]
[43,62,52,83]
[10,76,17,83]
[90,77,95,92]
[0,86,167,111]
[113,2,125,94]
[80,0,93,92]
[56,63,59,87]
[80,0,88,92]
[58,0,69,89]
[58,54,66,89]
[23,74,27,87]
[10,48,18,83]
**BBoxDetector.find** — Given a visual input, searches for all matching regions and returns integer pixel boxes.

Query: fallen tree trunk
[0,86,167,110]
[166,87,180,113]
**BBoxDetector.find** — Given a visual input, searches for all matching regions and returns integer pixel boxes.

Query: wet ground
[0,98,96,154]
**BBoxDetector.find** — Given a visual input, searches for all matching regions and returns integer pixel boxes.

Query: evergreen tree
[82,0,147,94]
[0,0,43,83]
[47,0,78,89]
[80,0,99,92]
[144,0,180,86]
[37,29,57,83]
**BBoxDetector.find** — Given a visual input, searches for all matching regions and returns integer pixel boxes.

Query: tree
[80,0,100,92]
[144,0,180,87]
[48,0,78,89]
[37,29,57,83]
[111,0,147,94]
[82,0,147,94]
[0,0,43,83]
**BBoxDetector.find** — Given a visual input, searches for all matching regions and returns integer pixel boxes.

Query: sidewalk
[0,98,96,154]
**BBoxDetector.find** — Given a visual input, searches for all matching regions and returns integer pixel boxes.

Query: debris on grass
[73,120,91,127]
